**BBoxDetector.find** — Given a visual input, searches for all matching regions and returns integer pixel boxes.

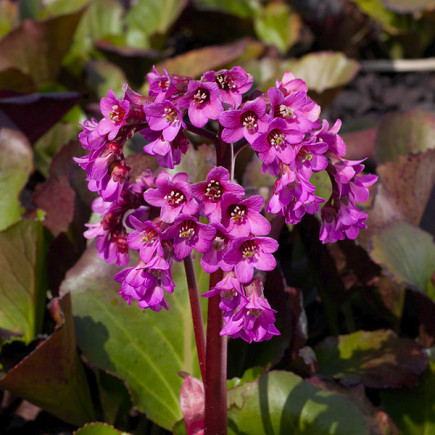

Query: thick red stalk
[183,255,206,381]
[204,269,227,435]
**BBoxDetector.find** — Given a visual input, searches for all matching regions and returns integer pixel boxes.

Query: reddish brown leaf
[0,293,95,426]
[315,329,428,389]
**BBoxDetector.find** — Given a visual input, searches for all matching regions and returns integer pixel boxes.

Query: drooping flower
[200,223,234,273]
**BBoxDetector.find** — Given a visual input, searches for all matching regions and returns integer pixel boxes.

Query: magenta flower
[163,215,216,261]
[98,90,130,140]
[202,272,246,313]
[268,87,319,133]
[115,262,172,311]
[179,80,223,127]
[220,278,280,342]
[223,236,278,283]
[127,216,168,266]
[143,172,198,223]
[203,66,253,108]
[251,117,304,169]
[293,136,329,179]
[78,118,106,151]
[221,193,271,237]
[145,101,186,141]
[191,167,245,222]
[147,66,178,103]
[219,97,269,144]
[316,119,347,156]
[200,223,234,273]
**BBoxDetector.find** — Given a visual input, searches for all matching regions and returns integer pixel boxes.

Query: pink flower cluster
[76,65,376,342]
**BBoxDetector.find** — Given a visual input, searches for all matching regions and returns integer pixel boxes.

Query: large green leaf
[370,222,435,298]
[0,121,33,230]
[227,371,370,434]
[0,294,96,426]
[125,0,187,49]
[314,330,428,388]
[0,220,46,342]
[375,109,435,164]
[0,9,84,86]
[60,247,207,431]
[284,52,360,94]
[380,362,435,434]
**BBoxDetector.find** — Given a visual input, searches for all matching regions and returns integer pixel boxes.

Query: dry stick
[184,255,206,381]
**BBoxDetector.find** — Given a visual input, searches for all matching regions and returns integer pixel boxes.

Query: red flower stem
[183,255,206,381]
[204,269,227,435]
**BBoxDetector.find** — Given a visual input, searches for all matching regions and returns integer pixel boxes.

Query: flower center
[205,179,224,201]
[273,104,295,119]
[179,220,196,239]
[111,165,129,182]
[229,204,246,222]
[193,88,210,106]
[109,104,126,123]
[163,106,178,124]
[222,288,237,300]
[141,228,158,243]
[216,74,235,91]
[212,231,227,251]
[164,189,186,206]
[241,111,258,131]
[299,148,313,161]
[267,129,286,149]
[240,240,257,258]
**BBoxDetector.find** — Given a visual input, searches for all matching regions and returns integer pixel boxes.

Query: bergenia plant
[75,66,376,434]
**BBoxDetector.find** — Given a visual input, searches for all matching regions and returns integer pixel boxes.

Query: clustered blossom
[75,66,376,342]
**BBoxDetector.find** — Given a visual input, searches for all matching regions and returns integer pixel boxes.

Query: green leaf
[74,422,129,434]
[375,109,435,164]
[314,330,428,388]
[0,9,84,86]
[194,0,259,18]
[125,0,187,49]
[227,371,370,434]
[60,248,207,431]
[0,122,33,230]
[86,60,127,100]
[0,294,96,425]
[348,0,409,32]
[370,222,435,297]
[0,0,19,40]
[283,52,360,94]
[380,361,435,434]
[253,3,301,54]
[0,220,46,342]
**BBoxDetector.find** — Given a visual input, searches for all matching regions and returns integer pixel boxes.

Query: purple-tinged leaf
[0,9,84,86]
[0,92,81,144]
[0,114,33,230]
[179,375,204,435]
[370,222,435,297]
[315,329,428,388]
[0,294,95,426]
[0,68,35,97]
[375,109,435,164]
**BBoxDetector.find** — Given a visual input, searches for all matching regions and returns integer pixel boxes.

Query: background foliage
[0,0,434,433]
